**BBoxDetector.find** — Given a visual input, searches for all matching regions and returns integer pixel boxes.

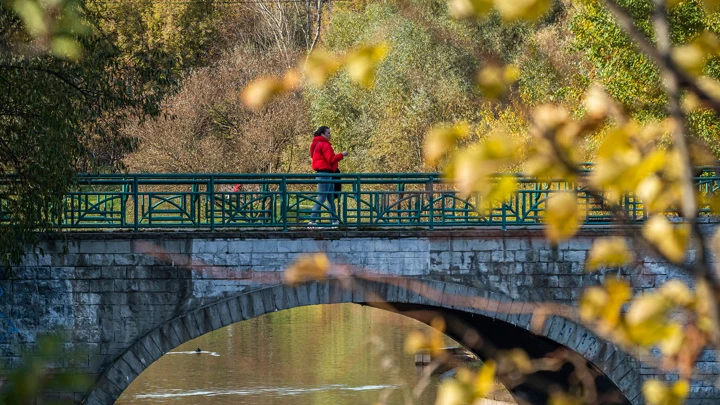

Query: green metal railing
[1,171,719,230]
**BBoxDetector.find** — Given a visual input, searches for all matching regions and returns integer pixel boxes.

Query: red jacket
[310,136,344,172]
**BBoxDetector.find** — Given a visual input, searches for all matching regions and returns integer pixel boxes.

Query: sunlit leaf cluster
[241,42,389,111]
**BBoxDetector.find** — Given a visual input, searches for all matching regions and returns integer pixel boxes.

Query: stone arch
[84,278,641,404]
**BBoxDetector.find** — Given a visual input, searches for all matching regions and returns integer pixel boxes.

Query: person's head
[314,126,330,140]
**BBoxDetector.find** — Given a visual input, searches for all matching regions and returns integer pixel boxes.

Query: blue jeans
[311,176,338,221]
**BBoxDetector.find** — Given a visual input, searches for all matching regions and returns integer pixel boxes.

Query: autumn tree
[0,0,212,266]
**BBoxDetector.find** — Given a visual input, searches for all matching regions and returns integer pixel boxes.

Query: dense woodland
[4,0,720,178]
[120,0,720,174]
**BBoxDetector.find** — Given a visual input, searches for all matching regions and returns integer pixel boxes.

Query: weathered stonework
[1,227,719,404]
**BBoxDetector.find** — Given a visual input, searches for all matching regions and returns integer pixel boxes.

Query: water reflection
[117,303,511,405]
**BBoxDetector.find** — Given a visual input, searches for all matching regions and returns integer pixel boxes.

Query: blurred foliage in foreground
[265,0,720,404]
[0,335,90,404]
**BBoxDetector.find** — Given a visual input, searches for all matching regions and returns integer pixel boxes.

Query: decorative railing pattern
[1,172,719,230]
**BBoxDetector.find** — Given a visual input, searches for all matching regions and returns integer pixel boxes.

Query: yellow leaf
[452,147,486,197]
[693,76,720,109]
[283,253,330,285]
[659,280,694,307]
[635,175,676,214]
[478,175,517,214]
[658,323,684,356]
[476,64,520,99]
[305,49,342,86]
[604,278,632,325]
[480,131,517,161]
[580,286,609,322]
[624,294,683,349]
[549,392,584,405]
[473,360,496,398]
[346,43,389,88]
[493,0,551,21]
[505,349,532,373]
[673,44,706,75]
[282,69,301,90]
[626,294,669,328]
[435,378,469,405]
[404,331,429,354]
[448,0,493,18]
[580,279,631,333]
[673,33,720,75]
[13,0,47,35]
[544,192,584,243]
[643,379,689,405]
[586,237,633,271]
[503,64,520,82]
[584,84,612,120]
[477,65,505,99]
[241,76,285,111]
[51,36,83,60]
[642,217,689,263]
[424,123,469,165]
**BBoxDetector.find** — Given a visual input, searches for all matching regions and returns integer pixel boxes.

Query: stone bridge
[1,228,719,404]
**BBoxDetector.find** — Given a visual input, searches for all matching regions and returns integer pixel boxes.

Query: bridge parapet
[2,172,719,230]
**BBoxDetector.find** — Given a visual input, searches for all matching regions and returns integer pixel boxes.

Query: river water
[117,303,465,405]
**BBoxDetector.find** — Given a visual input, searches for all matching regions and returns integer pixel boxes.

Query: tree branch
[602,0,720,114]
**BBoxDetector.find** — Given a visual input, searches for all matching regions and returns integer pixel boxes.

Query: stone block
[277,240,303,253]
[159,323,182,351]
[204,240,230,254]
[119,349,145,377]
[106,357,135,392]
[215,300,233,328]
[470,239,503,251]
[101,267,126,279]
[374,239,401,252]
[84,381,115,405]
[563,250,587,264]
[181,313,201,340]
[206,305,223,331]
[306,281,320,305]
[250,291,266,318]
[491,250,513,263]
[503,239,530,251]
[226,240,255,254]
[398,239,427,252]
[77,241,108,255]
[138,334,163,363]
[75,267,102,279]
[237,293,253,319]
[129,340,155,370]
[253,241,279,253]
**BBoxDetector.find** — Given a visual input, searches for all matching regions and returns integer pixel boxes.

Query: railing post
[133,176,139,232]
[209,176,215,231]
[281,177,288,231]
[426,179,434,230]
[356,175,361,229]
[504,189,514,231]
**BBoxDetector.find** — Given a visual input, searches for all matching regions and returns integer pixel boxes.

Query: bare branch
[309,0,324,55]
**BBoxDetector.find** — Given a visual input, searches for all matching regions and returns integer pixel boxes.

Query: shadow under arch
[86,278,640,405]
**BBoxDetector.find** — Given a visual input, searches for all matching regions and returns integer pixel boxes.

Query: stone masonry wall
[0,228,718,403]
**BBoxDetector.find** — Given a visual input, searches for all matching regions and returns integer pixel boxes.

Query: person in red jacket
[309,126,348,226]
